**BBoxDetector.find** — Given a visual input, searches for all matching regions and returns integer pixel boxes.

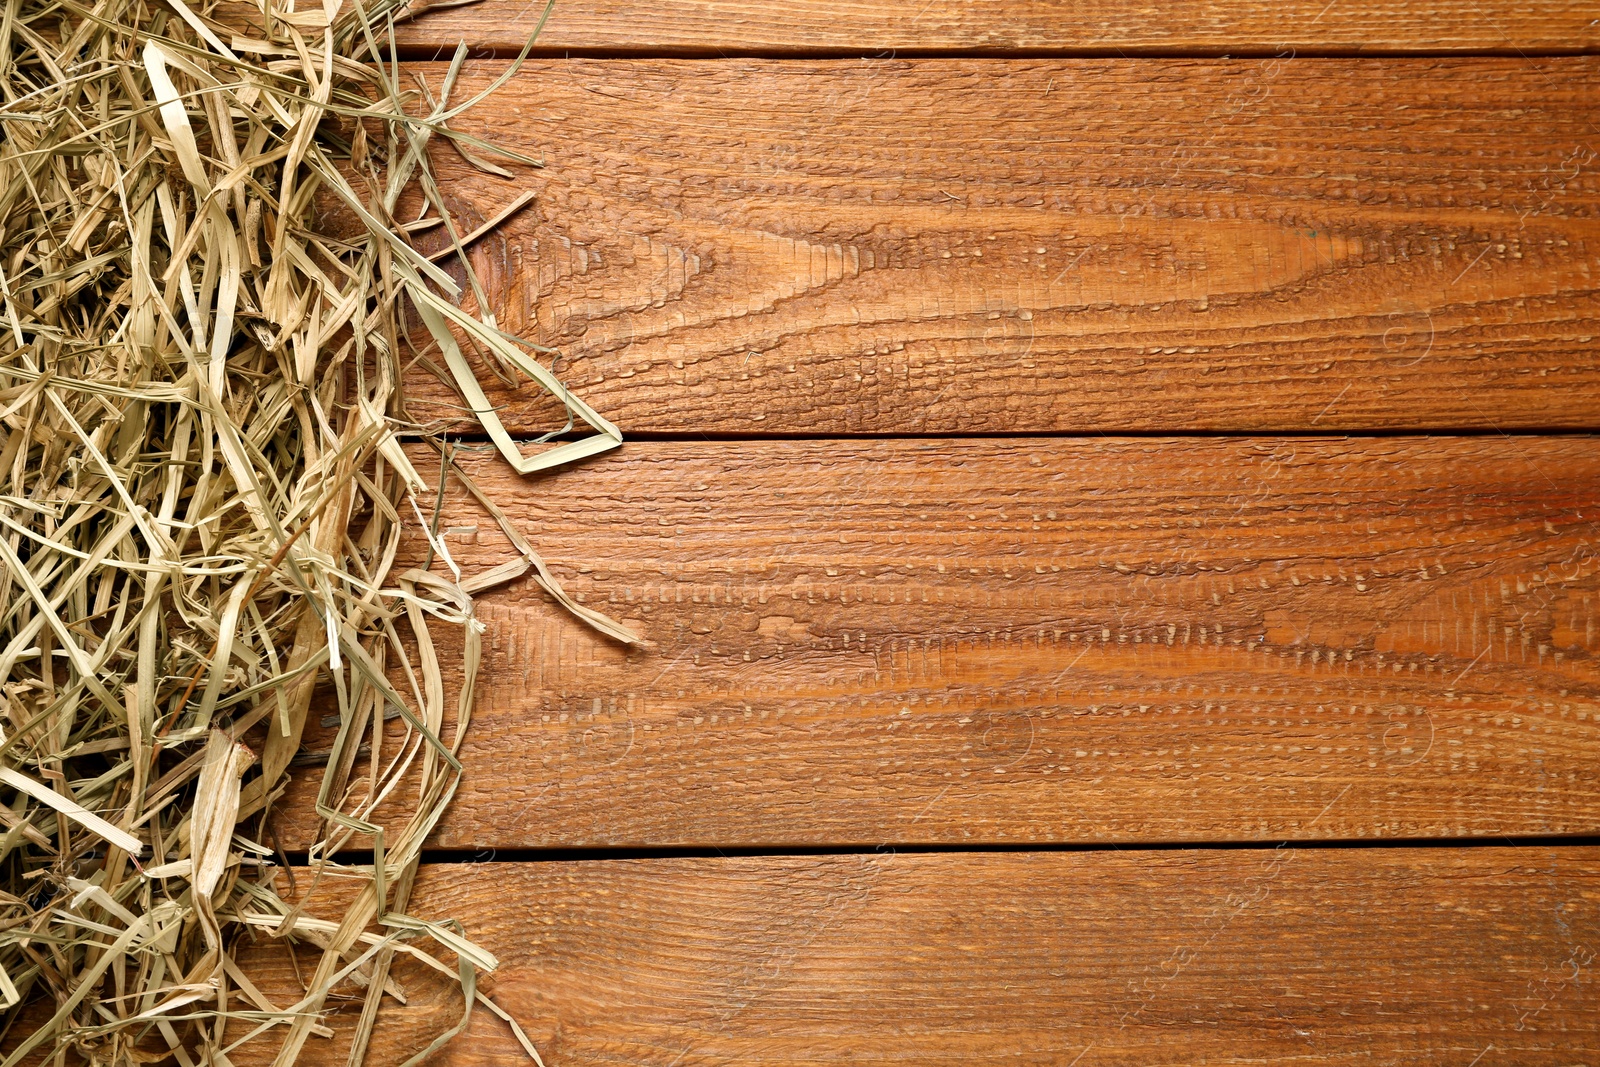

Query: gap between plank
[279,834,1600,867]
[390,46,1600,61]
[421,427,1600,443]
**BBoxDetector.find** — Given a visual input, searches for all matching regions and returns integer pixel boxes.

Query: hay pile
[0,0,633,1062]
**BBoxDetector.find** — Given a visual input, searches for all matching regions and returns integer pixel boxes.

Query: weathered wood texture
[401,59,1600,436]
[393,0,1600,55]
[274,437,1600,849]
[251,848,1600,1066]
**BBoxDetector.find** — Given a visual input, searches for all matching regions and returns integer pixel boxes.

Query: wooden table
[273,3,1600,1062]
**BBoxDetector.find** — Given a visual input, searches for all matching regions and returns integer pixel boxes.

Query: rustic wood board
[399,59,1600,436]
[393,1,1600,55]
[274,437,1600,849]
[247,848,1600,1066]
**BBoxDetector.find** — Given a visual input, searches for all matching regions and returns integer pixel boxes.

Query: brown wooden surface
[273,437,1600,849]
[248,848,1600,1065]
[401,59,1600,437]
[394,1,1600,55]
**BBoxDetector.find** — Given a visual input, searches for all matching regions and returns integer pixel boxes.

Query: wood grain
[397,59,1600,436]
[393,1,1600,55]
[243,848,1600,1065]
[274,437,1600,849]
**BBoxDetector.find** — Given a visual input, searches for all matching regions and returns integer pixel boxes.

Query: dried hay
[0,0,634,1062]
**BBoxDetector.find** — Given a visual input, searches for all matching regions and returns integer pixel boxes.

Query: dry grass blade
[0,0,634,1062]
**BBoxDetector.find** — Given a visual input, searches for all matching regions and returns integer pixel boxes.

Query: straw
[0,0,637,1061]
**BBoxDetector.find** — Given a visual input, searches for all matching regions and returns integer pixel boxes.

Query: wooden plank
[393,1,1600,55]
[244,848,1600,1065]
[274,437,1600,849]
[398,59,1600,436]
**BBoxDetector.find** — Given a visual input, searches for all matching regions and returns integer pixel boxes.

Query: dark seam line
[417,428,1600,443]
[389,47,1600,62]
[278,834,1600,867]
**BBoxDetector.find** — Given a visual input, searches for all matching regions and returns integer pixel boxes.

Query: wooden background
[268,3,1600,1063]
